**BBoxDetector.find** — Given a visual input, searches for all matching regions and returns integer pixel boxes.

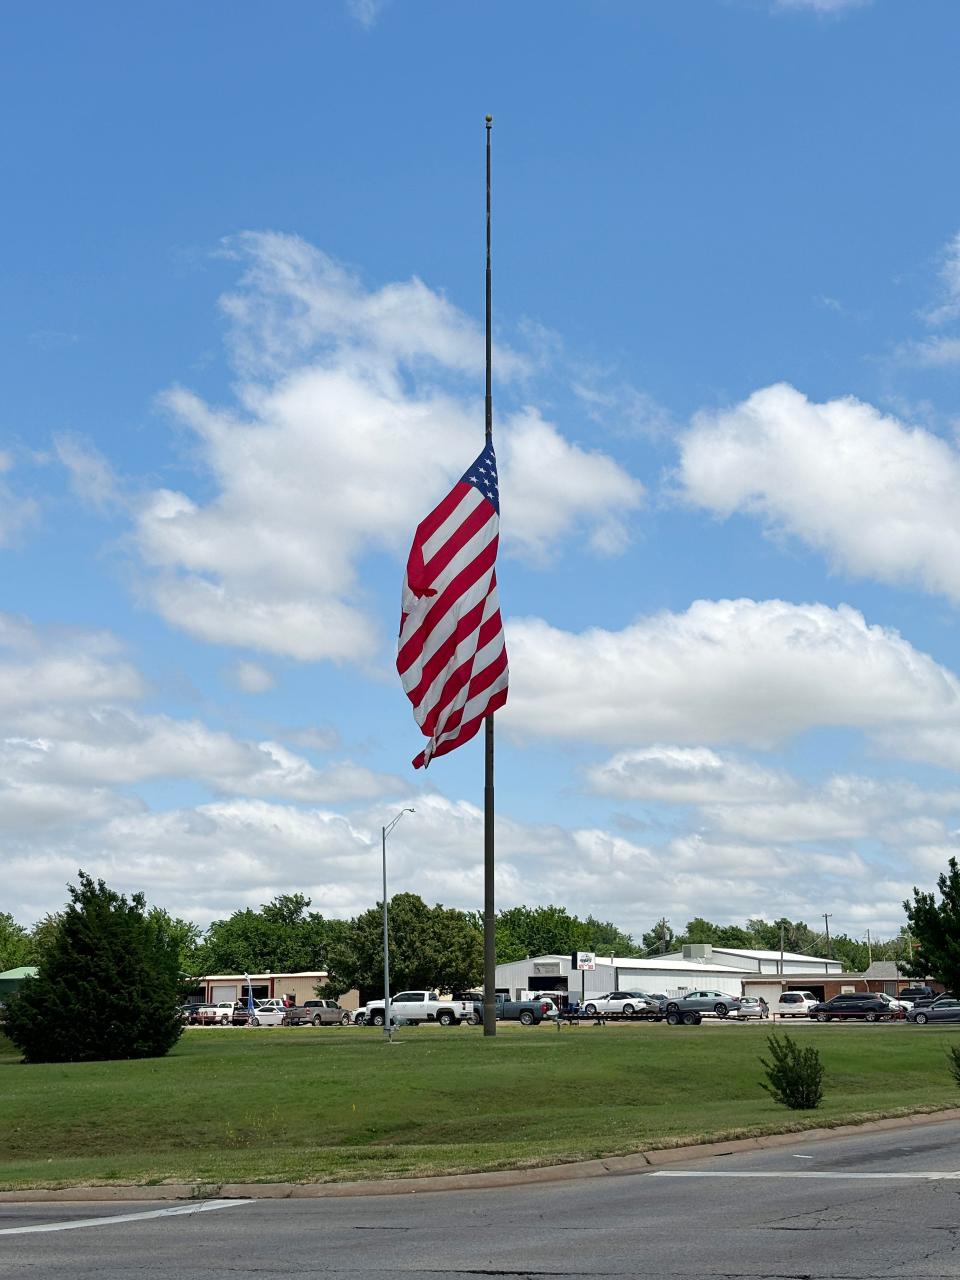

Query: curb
[3,1107,959,1204]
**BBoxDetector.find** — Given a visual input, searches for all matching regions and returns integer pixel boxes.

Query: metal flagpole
[482,114,497,1038]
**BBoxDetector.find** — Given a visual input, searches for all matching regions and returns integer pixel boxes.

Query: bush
[948,1044,960,1089]
[759,1032,824,1110]
[3,872,184,1064]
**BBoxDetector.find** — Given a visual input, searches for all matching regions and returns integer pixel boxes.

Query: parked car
[736,997,766,1020]
[362,991,479,1027]
[907,998,960,1025]
[809,994,899,1022]
[663,990,742,1019]
[246,1006,289,1027]
[876,992,911,1013]
[776,991,819,1018]
[581,991,657,1016]
[898,986,937,1004]
[196,1001,238,1026]
[180,1001,205,1024]
[301,998,351,1026]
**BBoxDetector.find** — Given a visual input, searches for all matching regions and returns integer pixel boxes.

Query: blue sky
[4,0,960,941]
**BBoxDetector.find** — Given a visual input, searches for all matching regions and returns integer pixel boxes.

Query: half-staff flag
[397,440,509,769]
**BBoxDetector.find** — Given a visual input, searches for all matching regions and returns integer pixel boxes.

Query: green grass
[1,1022,958,1189]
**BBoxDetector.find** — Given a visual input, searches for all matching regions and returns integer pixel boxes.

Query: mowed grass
[1,1021,958,1189]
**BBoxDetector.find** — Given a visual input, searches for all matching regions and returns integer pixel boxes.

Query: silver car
[907,998,960,1025]
[663,989,742,1019]
[301,998,351,1026]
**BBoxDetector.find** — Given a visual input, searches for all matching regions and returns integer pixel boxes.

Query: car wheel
[583,1003,598,1016]
[249,1016,260,1027]
[437,1012,456,1026]
[816,1012,828,1022]
[915,1012,929,1025]
[681,1011,698,1025]
[468,1013,480,1025]
[220,1014,230,1025]
[312,1015,323,1026]
[354,1013,366,1026]
[622,1003,635,1015]
[666,1011,681,1025]
[714,1003,728,1018]
[340,1013,351,1025]
[519,1010,536,1026]
[665,1002,679,1015]
[370,1012,385,1027]
[865,1012,878,1022]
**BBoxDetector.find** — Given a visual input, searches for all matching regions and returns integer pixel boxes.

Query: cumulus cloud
[506,598,960,747]
[135,233,641,661]
[677,383,960,601]
[0,613,144,714]
[588,746,797,805]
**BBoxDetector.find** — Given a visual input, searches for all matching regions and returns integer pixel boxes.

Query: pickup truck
[360,991,479,1027]
[256,997,311,1025]
[494,994,558,1025]
[195,1001,238,1026]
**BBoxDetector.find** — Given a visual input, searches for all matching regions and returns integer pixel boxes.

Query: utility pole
[866,928,873,967]
[823,913,832,959]
[779,923,784,976]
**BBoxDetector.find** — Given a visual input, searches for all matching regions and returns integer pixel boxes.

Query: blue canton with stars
[460,440,500,514]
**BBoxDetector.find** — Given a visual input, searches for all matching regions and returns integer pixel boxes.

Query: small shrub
[947,1043,960,1089]
[759,1032,824,1110]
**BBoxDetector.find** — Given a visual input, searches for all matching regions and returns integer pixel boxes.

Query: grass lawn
[1,1021,958,1189]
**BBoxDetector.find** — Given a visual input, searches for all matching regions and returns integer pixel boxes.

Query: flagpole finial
[485,114,493,125]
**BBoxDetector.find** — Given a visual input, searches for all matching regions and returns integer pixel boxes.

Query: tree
[323,894,482,997]
[904,857,960,995]
[0,912,34,971]
[28,913,63,963]
[197,894,326,975]
[493,905,635,963]
[3,872,184,1063]
[641,917,674,955]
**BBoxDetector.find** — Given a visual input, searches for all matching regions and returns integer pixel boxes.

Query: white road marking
[0,1199,250,1236]
[651,1170,960,1180]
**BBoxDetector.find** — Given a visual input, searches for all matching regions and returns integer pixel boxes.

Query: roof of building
[669,947,836,965]
[862,961,905,979]
[197,971,327,981]
[513,953,752,975]
[0,966,38,980]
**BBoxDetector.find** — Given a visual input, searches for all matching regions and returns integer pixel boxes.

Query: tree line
[4,877,955,1003]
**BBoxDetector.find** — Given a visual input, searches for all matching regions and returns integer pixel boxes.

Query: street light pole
[382,808,414,1043]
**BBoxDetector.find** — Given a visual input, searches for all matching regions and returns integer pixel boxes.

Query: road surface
[2,1119,959,1278]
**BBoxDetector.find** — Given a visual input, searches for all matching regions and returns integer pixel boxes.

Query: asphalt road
[2,1121,960,1279]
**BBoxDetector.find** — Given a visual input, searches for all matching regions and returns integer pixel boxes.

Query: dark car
[898,986,937,1004]
[180,1001,205,1024]
[907,998,960,1025]
[810,994,899,1022]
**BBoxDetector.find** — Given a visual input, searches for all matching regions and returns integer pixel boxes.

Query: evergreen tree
[904,857,960,995]
[3,872,184,1063]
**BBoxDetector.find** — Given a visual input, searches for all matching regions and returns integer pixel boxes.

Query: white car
[581,991,654,1016]
[776,991,819,1018]
[247,1006,288,1027]
[876,992,912,1013]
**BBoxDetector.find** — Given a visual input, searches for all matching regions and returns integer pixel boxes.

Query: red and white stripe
[397,473,508,769]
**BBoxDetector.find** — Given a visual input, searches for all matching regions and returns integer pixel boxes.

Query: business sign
[533,962,561,976]
[572,951,596,971]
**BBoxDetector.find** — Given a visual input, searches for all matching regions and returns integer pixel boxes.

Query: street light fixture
[382,808,414,1042]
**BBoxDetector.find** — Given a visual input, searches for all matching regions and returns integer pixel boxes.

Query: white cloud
[134,233,641,661]
[54,434,122,512]
[899,336,960,368]
[923,229,960,327]
[1,709,402,804]
[506,597,960,748]
[678,383,960,601]
[588,746,797,805]
[0,452,38,546]
[772,0,870,12]
[229,660,276,693]
[345,0,387,29]
[0,614,145,713]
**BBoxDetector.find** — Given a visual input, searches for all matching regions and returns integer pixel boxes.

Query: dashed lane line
[0,1199,250,1236]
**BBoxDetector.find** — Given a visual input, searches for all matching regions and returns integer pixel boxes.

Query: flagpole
[482,114,497,1038]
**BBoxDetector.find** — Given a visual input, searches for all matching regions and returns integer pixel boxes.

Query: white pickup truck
[360,990,478,1027]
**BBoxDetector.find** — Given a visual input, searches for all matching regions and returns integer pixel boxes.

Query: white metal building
[495,943,840,1005]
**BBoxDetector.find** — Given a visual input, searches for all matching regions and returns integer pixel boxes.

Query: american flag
[397,440,508,769]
